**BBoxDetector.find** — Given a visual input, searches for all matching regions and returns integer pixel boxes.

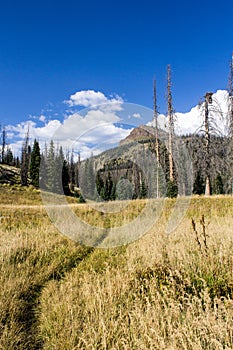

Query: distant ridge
[119,125,156,145]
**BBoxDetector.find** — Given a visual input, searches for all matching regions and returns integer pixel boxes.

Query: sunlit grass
[0,186,233,349]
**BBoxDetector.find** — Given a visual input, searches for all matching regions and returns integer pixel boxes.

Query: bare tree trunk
[227,53,233,195]
[228,52,233,138]
[204,93,213,196]
[167,65,175,182]
[153,79,160,197]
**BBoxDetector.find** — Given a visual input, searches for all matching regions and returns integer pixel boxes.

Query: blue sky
[0,0,232,128]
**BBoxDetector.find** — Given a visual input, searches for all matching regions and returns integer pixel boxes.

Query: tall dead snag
[204,92,213,196]
[227,53,233,194]
[153,79,160,197]
[228,52,233,138]
[167,65,175,182]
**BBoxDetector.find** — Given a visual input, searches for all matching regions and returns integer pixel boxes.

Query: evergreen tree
[1,127,6,164]
[15,156,20,168]
[30,139,41,188]
[20,128,30,186]
[166,180,178,198]
[193,171,205,195]
[116,177,133,200]
[140,177,148,199]
[62,159,70,195]
[213,174,224,194]
[132,161,140,199]
[47,140,59,193]
[55,146,65,194]
[105,172,113,200]
[5,147,13,165]
[96,171,104,199]
[110,182,116,200]
[69,150,75,189]
[83,156,95,199]
[39,153,47,190]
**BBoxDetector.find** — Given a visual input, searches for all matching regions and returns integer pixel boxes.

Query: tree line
[1,53,233,199]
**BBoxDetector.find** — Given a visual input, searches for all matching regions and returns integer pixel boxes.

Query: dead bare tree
[228,52,233,138]
[153,79,160,197]
[227,52,233,194]
[204,92,213,196]
[167,65,175,182]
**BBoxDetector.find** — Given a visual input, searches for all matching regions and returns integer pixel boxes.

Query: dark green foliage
[104,172,114,200]
[213,174,224,194]
[62,160,70,195]
[20,129,30,186]
[139,178,148,199]
[116,177,133,200]
[69,150,75,188]
[78,193,86,203]
[80,157,95,200]
[166,180,178,198]
[186,134,228,195]
[4,147,14,165]
[96,171,104,198]
[193,171,205,195]
[1,127,6,164]
[39,154,47,190]
[46,140,57,192]
[43,141,68,195]
[110,182,116,200]
[30,139,41,188]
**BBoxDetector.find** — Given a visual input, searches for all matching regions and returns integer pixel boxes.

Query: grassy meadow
[0,184,233,349]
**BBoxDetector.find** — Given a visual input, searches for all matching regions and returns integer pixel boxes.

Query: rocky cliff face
[0,165,20,185]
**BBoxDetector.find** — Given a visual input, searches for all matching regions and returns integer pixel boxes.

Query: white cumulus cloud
[6,90,131,160]
[65,90,123,108]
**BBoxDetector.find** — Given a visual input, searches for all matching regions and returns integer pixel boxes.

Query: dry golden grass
[0,186,233,349]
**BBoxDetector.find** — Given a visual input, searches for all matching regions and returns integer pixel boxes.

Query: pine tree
[84,156,95,199]
[110,183,116,200]
[5,147,13,165]
[193,171,205,195]
[213,174,224,194]
[62,159,70,195]
[96,170,105,200]
[105,172,113,200]
[116,177,133,200]
[47,140,59,193]
[166,180,178,198]
[139,177,147,199]
[16,156,20,168]
[1,127,6,164]
[20,127,30,186]
[30,139,41,188]
[69,150,75,190]
[39,153,47,190]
